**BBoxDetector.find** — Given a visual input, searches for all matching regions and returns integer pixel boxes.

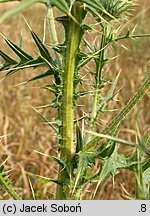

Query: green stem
[87,26,107,141]
[114,33,150,42]
[56,2,84,199]
[0,174,21,200]
[88,31,150,138]
[84,73,150,152]
[135,148,148,199]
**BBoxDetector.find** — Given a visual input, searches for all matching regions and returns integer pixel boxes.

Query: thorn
[0,77,5,82]
[23,16,32,31]
[2,156,10,165]
[0,133,13,140]
[12,81,27,87]
[34,150,49,157]
[0,32,6,39]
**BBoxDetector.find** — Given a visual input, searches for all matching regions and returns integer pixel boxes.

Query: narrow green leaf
[0,51,18,71]
[5,38,33,61]
[0,164,4,172]
[114,33,150,42]
[143,168,150,185]
[0,64,11,72]
[97,71,120,114]
[36,174,63,185]
[85,131,150,156]
[94,124,119,159]
[4,57,45,77]
[73,152,87,194]
[31,105,57,132]
[102,73,150,134]
[142,157,150,172]
[27,69,54,82]
[80,0,115,21]
[49,156,66,169]
[31,31,55,66]
[106,71,120,101]
[0,51,17,64]
[76,124,83,153]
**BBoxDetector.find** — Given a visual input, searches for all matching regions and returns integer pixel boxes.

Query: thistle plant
[0,0,150,200]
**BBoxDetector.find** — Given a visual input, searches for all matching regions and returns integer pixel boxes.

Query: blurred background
[0,0,150,199]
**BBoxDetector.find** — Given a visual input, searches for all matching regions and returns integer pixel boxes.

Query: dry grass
[0,0,150,199]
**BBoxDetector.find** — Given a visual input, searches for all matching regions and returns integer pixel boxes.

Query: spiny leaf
[73,152,94,196]
[135,139,144,198]
[142,157,150,172]
[0,164,21,200]
[76,123,83,153]
[42,85,57,94]
[85,130,150,156]
[0,51,17,71]
[100,150,129,179]
[78,41,109,71]
[73,152,88,194]
[5,56,46,77]
[31,105,57,132]
[5,37,33,61]
[94,124,119,159]
[27,69,55,82]
[93,149,131,198]
[132,128,149,200]
[97,71,120,114]
[105,71,120,102]
[56,16,69,46]
[0,164,4,172]
[0,50,17,64]
[143,168,150,185]
[36,174,63,185]
[49,156,66,169]
[85,72,150,151]
[80,0,115,22]
[31,31,54,65]
[97,0,134,21]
